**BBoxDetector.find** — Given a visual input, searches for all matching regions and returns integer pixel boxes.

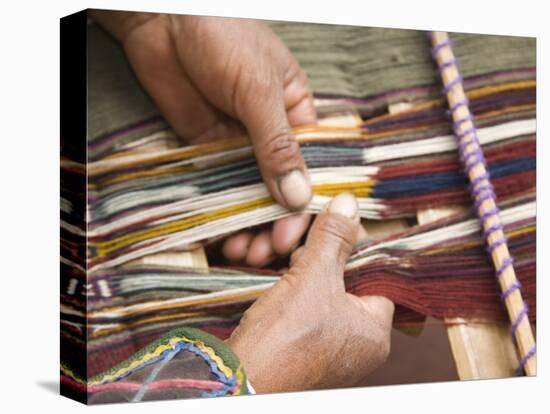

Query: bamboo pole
[430,31,536,375]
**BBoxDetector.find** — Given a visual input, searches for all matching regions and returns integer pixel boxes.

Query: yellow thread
[191,339,233,378]
[362,80,535,127]
[90,181,376,258]
[89,335,233,385]
[91,198,273,256]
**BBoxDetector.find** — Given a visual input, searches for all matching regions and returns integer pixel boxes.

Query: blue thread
[96,339,238,397]
[501,281,522,302]
[431,37,454,58]
[495,256,514,280]
[132,348,179,402]
[516,345,537,375]
[438,58,458,73]
[172,341,238,396]
[456,127,477,141]
[487,237,507,254]
[443,75,464,93]
[372,157,534,199]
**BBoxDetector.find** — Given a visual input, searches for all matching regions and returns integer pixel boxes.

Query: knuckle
[235,66,277,108]
[281,263,321,296]
[295,67,312,91]
[251,71,278,93]
[315,214,355,254]
[281,267,305,289]
[260,133,302,175]
[264,131,298,156]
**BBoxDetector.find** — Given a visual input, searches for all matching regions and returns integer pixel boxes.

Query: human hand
[226,193,394,393]
[92,11,316,266]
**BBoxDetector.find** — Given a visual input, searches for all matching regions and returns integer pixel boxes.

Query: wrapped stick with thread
[429,31,536,376]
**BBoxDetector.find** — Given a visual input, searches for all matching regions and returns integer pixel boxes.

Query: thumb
[291,193,360,283]
[237,77,312,210]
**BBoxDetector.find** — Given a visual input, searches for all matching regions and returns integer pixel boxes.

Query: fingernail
[279,170,312,210]
[328,193,358,218]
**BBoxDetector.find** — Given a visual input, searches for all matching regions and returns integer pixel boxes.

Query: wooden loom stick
[417,208,519,379]
[124,246,208,269]
[430,31,536,375]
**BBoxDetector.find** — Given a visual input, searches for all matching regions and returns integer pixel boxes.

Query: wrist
[225,335,265,392]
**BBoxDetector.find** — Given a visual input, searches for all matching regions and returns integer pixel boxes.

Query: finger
[284,67,317,127]
[271,213,312,256]
[236,75,312,211]
[122,23,224,142]
[292,193,360,283]
[246,230,275,268]
[286,97,317,129]
[191,119,245,144]
[222,232,254,262]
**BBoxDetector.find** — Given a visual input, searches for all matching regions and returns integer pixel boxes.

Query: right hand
[227,193,394,392]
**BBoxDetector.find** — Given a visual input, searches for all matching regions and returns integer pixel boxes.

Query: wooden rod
[430,31,536,376]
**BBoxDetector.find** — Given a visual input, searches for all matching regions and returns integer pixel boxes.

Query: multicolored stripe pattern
[76,80,536,272]
[61,328,249,403]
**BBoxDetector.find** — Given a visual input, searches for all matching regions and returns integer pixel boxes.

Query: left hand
[92,12,316,267]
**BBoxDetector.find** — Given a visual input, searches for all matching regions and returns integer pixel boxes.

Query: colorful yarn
[77,88,535,272]
[64,199,535,376]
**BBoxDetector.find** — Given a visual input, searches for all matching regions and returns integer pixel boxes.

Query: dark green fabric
[88,23,167,143]
[269,21,535,97]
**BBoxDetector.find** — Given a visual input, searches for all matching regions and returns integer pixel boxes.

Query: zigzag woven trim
[61,327,248,395]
